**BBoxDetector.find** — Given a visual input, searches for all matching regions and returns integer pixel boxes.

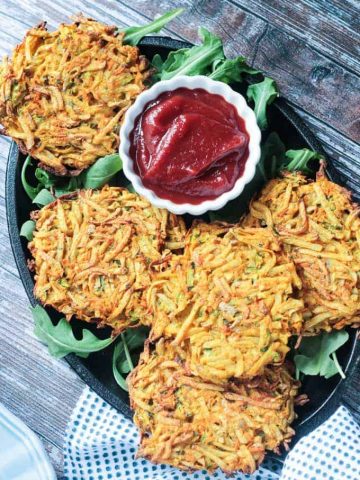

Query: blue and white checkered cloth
[64,387,360,480]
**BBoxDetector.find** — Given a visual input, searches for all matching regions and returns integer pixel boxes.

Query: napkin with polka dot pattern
[63,386,359,480]
[281,405,360,480]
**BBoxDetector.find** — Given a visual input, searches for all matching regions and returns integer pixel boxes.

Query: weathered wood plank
[293,108,360,200]
[0,0,358,176]
[43,439,64,478]
[105,0,360,141]
[0,134,83,475]
[0,259,84,475]
[253,25,360,142]
[0,1,359,477]
[231,0,360,75]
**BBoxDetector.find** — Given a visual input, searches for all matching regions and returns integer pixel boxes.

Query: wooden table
[0,0,359,476]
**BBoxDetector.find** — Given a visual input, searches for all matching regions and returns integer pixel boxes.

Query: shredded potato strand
[128,339,299,474]
[243,171,360,333]
[147,222,304,383]
[29,186,186,330]
[0,16,150,174]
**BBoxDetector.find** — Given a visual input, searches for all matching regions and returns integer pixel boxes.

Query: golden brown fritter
[0,17,150,175]
[29,186,186,331]
[146,222,304,383]
[128,338,299,474]
[243,170,360,333]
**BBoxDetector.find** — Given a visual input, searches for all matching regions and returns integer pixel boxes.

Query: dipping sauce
[130,88,249,204]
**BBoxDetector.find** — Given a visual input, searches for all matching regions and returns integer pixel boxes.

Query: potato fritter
[128,338,299,474]
[29,186,186,330]
[146,223,304,383]
[243,170,360,333]
[0,17,149,175]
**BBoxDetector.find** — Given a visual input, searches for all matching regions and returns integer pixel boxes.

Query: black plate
[5,36,360,462]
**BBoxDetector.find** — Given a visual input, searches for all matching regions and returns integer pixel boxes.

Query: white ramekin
[119,75,261,215]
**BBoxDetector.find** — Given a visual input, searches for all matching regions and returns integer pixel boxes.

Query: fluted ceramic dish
[120,75,261,215]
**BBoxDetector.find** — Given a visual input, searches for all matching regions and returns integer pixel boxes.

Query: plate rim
[4,35,360,460]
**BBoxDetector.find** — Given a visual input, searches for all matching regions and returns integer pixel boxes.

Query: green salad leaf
[34,166,82,196]
[258,132,286,180]
[21,156,41,200]
[247,77,279,130]
[32,188,55,206]
[21,153,123,204]
[53,177,81,197]
[32,305,114,358]
[80,153,122,189]
[123,8,184,46]
[113,344,129,391]
[20,220,35,241]
[294,330,349,380]
[281,149,322,175]
[258,132,323,181]
[209,57,259,83]
[152,27,225,81]
[35,168,57,189]
[112,327,148,391]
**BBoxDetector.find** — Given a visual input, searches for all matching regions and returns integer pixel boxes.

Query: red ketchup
[130,88,249,205]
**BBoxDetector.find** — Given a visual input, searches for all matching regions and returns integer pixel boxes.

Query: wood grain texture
[0,136,84,477]
[232,0,360,74]
[0,0,359,477]
[104,0,360,142]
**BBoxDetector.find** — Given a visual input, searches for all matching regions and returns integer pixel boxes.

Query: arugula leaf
[281,149,322,175]
[123,8,184,46]
[257,133,322,180]
[209,57,259,83]
[122,326,148,351]
[121,332,134,371]
[20,220,35,241]
[117,357,133,374]
[35,168,57,189]
[35,165,82,197]
[80,154,122,189]
[23,153,123,203]
[151,53,164,74]
[32,305,114,358]
[112,342,129,391]
[259,132,286,181]
[53,177,81,197]
[112,326,148,391]
[294,330,349,379]
[21,156,40,200]
[152,27,225,81]
[247,77,279,130]
[32,188,55,206]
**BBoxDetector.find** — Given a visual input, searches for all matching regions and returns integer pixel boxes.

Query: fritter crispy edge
[145,222,304,383]
[128,338,299,474]
[0,16,150,174]
[243,169,360,333]
[29,186,186,331]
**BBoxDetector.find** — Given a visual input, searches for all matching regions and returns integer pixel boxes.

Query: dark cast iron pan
[5,36,360,463]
